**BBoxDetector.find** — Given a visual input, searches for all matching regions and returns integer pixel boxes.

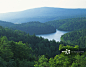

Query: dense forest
[0,20,14,28]
[11,21,56,35]
[0,21,56,35]
[61,29,86,48]
[0,25,86,67]
[45,17,86,31]
[0,16,86,67]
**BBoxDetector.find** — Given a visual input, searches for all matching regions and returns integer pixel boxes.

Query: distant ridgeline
[45,17,86,31]
[0,21,56,35]
[1,7,86,23]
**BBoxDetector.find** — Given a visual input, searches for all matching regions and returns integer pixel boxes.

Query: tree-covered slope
[61,29,86,48]
[10,21,56,35]
[34,44,86,67]
[45,17,86,31]
[0,25,86,67]
[58,17,86,31]
[0,20,56,35]
[0,20,14,28]
[0,36,86,67]
[0,25,63,59]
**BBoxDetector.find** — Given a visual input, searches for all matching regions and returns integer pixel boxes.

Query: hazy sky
[0,0,86,13]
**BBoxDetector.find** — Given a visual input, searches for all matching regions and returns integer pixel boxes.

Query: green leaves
[59,44,64,50]
[0,36,8,44]
[49,58,55,67]
[0,57,7,67]
[73,55,86,67]
[0,37,13,61]
[34,55,49,67]
[7,59,17,67]
[19,59,34,67]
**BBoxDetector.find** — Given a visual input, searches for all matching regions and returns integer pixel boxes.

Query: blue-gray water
[36,29,68,42]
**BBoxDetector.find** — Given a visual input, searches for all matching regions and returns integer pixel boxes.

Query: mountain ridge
[0,7,86,23]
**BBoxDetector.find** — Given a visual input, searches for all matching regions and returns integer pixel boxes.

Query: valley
[0,7,86,67]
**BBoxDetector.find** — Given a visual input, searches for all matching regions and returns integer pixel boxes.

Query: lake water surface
[36,29,68,42]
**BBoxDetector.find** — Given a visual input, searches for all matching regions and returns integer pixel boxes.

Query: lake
[36,29,68,42]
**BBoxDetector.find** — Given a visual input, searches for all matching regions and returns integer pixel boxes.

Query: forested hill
[61,29,86,48]
[45,17,86,31]
[11,21,56,35]
[0,21,56,35]
[0,25,86,67]
[0,20,14,28]
[0,25,61,58]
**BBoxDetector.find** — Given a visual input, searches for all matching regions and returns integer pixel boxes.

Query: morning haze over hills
[0,7,86,23]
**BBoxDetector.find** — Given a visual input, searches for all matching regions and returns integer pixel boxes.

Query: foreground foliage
[0,25,86,67]
[0,36,86,67]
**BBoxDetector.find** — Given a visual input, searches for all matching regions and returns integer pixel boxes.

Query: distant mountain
[0,7,86,23]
